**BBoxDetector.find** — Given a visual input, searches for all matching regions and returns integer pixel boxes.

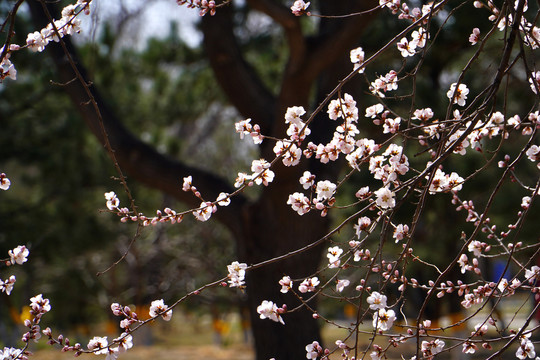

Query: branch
[201,5,276,132]
[28,1,246,236]
[304,0,379,79]
[245,0,306,73]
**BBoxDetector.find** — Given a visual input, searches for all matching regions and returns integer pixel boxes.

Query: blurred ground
[24,292,538,360]
[33,344,253,360]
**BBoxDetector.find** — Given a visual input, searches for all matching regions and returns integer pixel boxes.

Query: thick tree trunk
[241,202,328,360]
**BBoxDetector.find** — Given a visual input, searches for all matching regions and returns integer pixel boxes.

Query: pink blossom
[87,336,109,355]
[350,47,365,72]
[374,187,396,209]
[0,276,16,295]
[393,224,409,242]
[290,0,310,16]
[372,308,396,331]
[336,279,350,292]
[367,291,387,310]
[279,276,292,293]
[287,192,311,215]
[104,191,120,210]
[257,300,284,324]
[305,341,322,359]
[298,277,319,293]
[397,37,416,57]
[8,245,29,265]
[469,28,481,45]
[227,261,247,288]
[149,299,172,321]
[447,83,469,106]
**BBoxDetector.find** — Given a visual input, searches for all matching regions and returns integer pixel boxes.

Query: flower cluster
[176,0,217,16]
[0,1,92,83]
[257,300,285,324]
[227,261,247,288]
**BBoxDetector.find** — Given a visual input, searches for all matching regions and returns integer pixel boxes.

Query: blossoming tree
[1,0,539,360]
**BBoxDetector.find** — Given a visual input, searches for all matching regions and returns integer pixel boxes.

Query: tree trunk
[241,201,328,360]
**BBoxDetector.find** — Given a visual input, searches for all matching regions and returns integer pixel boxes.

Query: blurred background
[0,0,538,358]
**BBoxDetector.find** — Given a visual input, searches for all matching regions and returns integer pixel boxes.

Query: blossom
[182,176,192,191]
[149,299,172,321]
[114,333,133,352]
[279,276,292,293]
[457,254,469,274]
[365,104,384,118]
[0,58,17,81]
[216,192,230,206]
[370,71,398,97]
[336,279,350,292]
[327,93,358,121]
[104,191,120,210]
[467,240,484,256]
[88,336,109,355]
[235,118,252,139]
[26,31,48,52]
[516,338,536,359]
[8,245,29,265]
[412,108,434,121]
[305,341,322,359]
[354,216,372,238]
[367,291,387,310]
[370,347,383,360]
[374,187,396,209]
[227,261,247,288]
[422,339,445,359]
[290,0,310,16]
[526,145,540,164]
[383,117,401,134]
[411,27,428,48]
[397,37,416,57]
[469,28,480,45]
[525,266,540,283]
[284,106,306,127]
[281,143,302,167]
[298,277,319,293]
[0,347,22,360]
[447,83,469,106]
[192,201,215,222]
[327,246,343,268]
[350,47,365,72]
[299,171,315,190]
[316,180,336,201]
[372,308,396,331]
[393,224,409,242]
[234,172,252,188]
[0,174,10,190]
[251,159,274,186]
[0,276,16,295]
[30,294,51,313]
[257,300,284,324]
[287,192,311,215]
[105,347,119,360]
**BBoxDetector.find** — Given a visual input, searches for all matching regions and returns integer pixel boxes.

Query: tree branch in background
[28,0,247,237]
[201,5,276,133]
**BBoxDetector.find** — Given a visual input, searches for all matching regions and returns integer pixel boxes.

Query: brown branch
[304,1,379,80]
[28,0,246,237]
[201,5,276,133]
[245,0,306,73]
